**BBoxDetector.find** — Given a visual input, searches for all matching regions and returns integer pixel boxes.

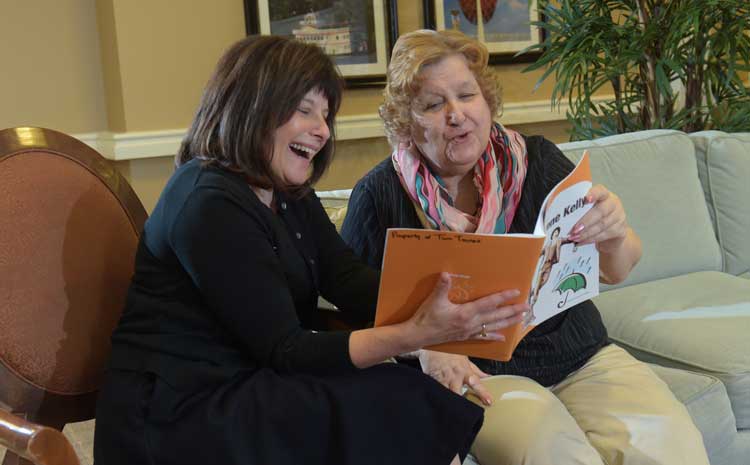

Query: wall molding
[76,97,612,161]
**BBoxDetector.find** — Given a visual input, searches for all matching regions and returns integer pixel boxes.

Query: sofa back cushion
[316,189,352,231]
[559,130,722,289]
[690,131,750,276]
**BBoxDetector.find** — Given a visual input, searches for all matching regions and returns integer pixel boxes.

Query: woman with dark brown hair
[93,35,527,465]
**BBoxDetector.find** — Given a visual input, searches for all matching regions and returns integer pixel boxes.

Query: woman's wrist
[394,318,431,354]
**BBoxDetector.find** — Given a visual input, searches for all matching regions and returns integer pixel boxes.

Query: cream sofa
[559,130,750,465]
[319,129,750,465]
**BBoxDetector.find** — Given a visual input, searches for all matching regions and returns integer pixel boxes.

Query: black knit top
[340,135,608,386]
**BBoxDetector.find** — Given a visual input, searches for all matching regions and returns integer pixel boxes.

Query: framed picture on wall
[423,0,543,64]
[244,0,398,87]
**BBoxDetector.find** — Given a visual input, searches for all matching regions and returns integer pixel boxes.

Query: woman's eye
[424,102,442,111]
[459,93,475,100]
[297,108,310,115]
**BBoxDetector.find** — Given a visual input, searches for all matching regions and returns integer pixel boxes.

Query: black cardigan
[340,135,608,386]
[108,158,379,390]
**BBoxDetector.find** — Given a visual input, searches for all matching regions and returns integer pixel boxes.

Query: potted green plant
[523,0,750,140]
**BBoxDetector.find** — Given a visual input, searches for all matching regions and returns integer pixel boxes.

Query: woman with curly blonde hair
[342,29,709,465]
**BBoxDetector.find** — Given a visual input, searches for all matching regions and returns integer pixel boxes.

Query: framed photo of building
[424,0,543,64]
[244,0,398,87]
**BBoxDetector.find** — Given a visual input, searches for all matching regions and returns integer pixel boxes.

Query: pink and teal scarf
[393,123,527,234]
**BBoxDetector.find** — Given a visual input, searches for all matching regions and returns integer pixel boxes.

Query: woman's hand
[569,184,642,284]
[407,273,529,348]
[419,350,494,405]
[348,273,527,369]
[568,184,627,252]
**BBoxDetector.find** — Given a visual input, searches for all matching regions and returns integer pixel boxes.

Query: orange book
[374,152,598,361]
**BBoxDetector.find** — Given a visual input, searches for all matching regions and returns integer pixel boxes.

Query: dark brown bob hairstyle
[177,35,343,194]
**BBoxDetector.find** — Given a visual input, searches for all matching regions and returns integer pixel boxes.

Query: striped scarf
[393,123,527,234]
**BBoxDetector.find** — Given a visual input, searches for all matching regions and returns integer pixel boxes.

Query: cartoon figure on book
[341,29,710,465]
[527,226,575,322]
[93,35,527,465]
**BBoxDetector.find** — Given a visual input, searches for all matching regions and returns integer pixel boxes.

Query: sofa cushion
[559,130,722,290]
[593,271,750,429]
[648,364,740,465]
[316,189,352,231]
[690,131,750,276]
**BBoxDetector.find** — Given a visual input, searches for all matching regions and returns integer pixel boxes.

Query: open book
[374,152,599,361]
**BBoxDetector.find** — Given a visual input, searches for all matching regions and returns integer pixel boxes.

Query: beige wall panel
[97,0,126,131]
[340,87,384,116]
[317,137,392,190]
[507,120,573,144]
[0,0,107,133]
[397,0,423,34]
[115,156,175,213]
[110,0,245,131]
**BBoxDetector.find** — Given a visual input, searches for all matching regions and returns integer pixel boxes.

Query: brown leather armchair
[0,128,147,465]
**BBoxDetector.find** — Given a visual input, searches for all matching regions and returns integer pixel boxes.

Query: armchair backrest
[0,127,147,433]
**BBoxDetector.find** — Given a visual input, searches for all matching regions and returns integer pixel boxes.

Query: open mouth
[451,131,470,144]
[289,143,315,159]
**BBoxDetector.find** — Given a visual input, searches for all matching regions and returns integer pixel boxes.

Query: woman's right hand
[407,272,529,347]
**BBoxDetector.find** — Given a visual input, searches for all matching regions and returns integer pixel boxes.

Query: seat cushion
[559,130,722,290]
[690,131,750,276]
[594,271,750,429]
[648,364,740,465]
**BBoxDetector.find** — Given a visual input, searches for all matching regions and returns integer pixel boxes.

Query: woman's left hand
[568,184,628,253]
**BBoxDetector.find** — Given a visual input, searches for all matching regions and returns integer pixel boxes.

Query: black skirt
[93,363,483,465]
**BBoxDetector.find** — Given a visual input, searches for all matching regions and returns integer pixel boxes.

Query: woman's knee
[469,376,602,465]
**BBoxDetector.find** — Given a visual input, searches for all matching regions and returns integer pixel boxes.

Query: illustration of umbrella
[554,272,588,308]
[555,272,587,294]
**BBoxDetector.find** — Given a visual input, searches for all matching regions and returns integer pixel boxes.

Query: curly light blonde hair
[380,29,503,148]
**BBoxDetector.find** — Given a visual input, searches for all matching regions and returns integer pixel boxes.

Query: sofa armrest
[0,409,79,465]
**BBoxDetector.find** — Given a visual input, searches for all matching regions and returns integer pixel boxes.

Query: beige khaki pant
[467,344,710,465]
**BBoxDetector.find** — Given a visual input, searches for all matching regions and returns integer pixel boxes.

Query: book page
[525,152,599,327]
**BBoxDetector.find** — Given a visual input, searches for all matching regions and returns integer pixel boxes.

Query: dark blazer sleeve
[169,187,355,375]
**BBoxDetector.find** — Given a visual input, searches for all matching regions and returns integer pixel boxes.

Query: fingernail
[585,195,593,203]
[485,398,492,406]
[511,289,520,296]
[573,224,584,234]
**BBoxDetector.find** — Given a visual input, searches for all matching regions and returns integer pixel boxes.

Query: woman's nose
[311,114,330,141]
[446,101,465,126]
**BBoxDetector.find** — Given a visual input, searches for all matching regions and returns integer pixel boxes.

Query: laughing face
[410,54,492,180]
[271,89,331,186]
